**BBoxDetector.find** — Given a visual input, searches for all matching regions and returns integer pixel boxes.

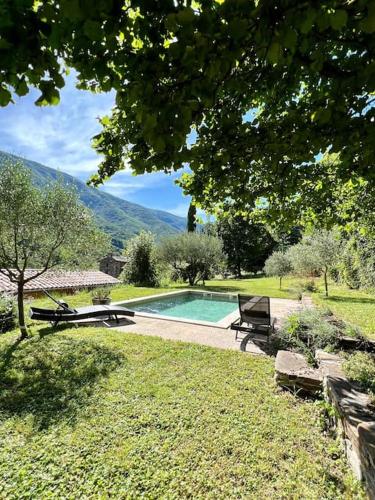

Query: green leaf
[282,28,297,51]
[35,84,60,106]
[311,108,331,124]
[143,114,157,131]
[15,79,28,97]
[152,136,166,153]
[83,20,102,41]
[176,7,195,26]
[267,42,281,64]
[329,10,348,30]
[361,2,375,33]
[299,8,316,34]
[0,86,11,106]
[0,38,11,49]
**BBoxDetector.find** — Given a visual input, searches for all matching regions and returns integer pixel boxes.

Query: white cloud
[0,71,115,182]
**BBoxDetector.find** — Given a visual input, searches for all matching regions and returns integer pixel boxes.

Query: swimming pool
[118,290,240,328]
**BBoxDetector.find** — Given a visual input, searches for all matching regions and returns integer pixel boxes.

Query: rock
[325,376,375,496]
[275,351,322,393]
[315,349,345,379]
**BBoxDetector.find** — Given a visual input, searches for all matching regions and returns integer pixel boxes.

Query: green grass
[312,284,375,339]
[189,276,300,299]
[0,327,364,498]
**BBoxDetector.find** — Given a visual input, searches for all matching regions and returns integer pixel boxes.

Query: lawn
[312,284,375,339]
[0,327,364,498]
[190,276,300,299]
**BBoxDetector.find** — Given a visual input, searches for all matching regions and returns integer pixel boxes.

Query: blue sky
[0,73,192,217]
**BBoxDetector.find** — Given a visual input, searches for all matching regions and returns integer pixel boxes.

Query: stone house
[100,254,128,278]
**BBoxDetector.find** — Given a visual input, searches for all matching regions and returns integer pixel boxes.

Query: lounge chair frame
[29,289,134,327]
[231,295,276,342]
[29,305,135,327]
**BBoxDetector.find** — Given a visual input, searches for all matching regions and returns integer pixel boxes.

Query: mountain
[0,151,186,249]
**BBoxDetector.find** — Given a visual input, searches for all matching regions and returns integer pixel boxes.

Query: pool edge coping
[112,289,240,329]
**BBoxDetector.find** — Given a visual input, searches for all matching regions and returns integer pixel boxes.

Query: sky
[0,73,193,218]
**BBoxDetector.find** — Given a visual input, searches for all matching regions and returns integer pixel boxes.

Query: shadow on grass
[0,334,124,430]
[322,295,375,305]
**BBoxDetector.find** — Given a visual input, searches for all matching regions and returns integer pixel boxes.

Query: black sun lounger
[29,304,135,327]
[230,294,276,342]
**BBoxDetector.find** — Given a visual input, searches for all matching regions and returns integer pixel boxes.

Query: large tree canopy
[1,0,374,222]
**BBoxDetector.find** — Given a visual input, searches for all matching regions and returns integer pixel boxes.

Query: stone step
[275,350,322,393]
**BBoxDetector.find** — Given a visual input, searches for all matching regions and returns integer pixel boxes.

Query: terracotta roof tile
[0,269,120,294]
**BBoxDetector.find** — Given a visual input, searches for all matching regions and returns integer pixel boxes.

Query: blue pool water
[124,292,238,323]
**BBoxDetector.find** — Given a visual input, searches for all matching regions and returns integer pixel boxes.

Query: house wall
[100,257,126,278]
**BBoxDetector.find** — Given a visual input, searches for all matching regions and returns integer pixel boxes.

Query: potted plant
[0,293,16,333]
[91,287,112,305]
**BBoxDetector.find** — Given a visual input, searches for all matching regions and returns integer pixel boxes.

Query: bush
[302,280,318,293]
[91,287,111,300]
[122,231,161,287]
[339,234,375,290]
[276,309,340,363]
[0,293,16,333]
[343,352,375,396]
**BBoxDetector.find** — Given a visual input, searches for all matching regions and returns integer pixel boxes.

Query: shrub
[276,309,340,363]
[302,280,318,293]
[0,293,15,314]
[343,352,375,396]
[0,293,16,333]
[91,287,111,300]
[122,231,161,287]
[339,234,375,290]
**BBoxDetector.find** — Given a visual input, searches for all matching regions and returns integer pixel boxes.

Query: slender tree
[264,251,293,290]
[0,161,110,339]
[187,203,197,232]
[288,230,341,297]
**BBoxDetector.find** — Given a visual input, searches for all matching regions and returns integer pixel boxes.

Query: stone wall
[275,349,375,497]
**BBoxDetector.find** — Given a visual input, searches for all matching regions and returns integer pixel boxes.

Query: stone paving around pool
[114,298,302,355]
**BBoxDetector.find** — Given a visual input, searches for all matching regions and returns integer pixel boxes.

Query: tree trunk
[17,279,28,340]
[279,276,282,290]
[324,267,329,297]
[236,263,242,278]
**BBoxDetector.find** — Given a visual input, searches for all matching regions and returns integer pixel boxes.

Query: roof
[101,255,128,263]
[111,256,128,263]
[0,269,120,294]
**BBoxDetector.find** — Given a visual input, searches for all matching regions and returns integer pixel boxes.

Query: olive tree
[288,230,341,297]
[159,232,224,286]
[264,251,293,290]
[0,161,110,339]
